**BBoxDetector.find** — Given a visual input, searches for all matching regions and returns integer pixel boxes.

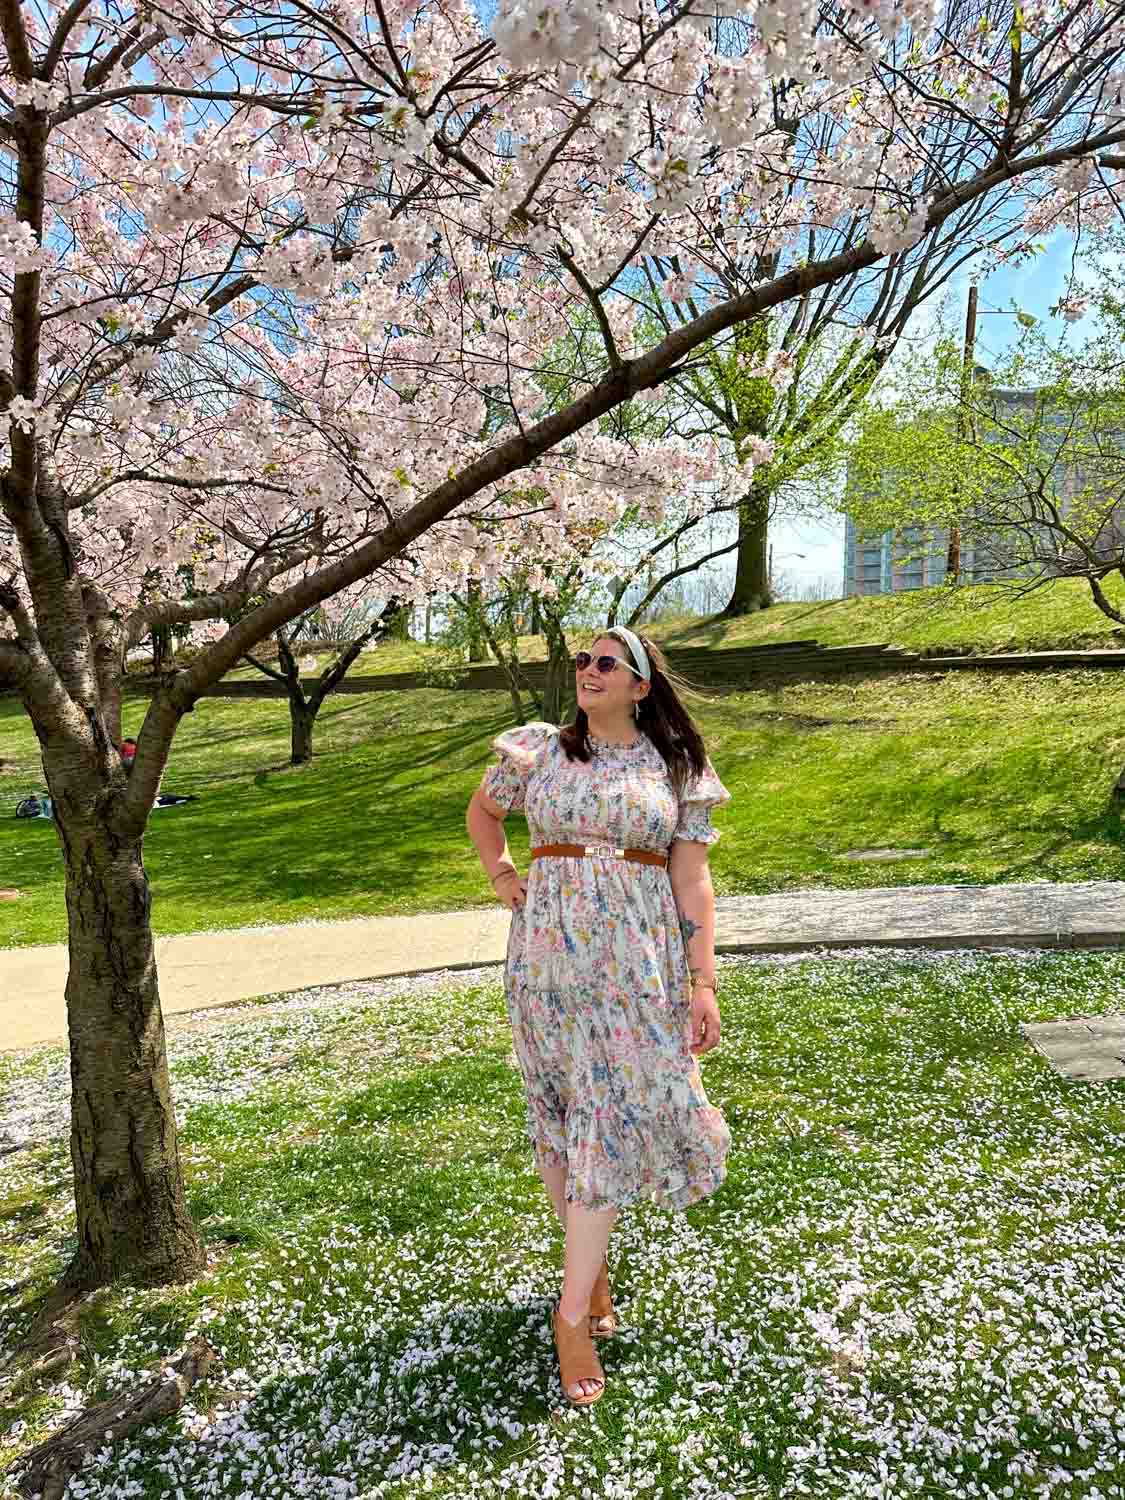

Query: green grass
[2,951,1124,1498]
[649,570,1125,658]
[206,573,1125,685]
[3,663,1125,948]
[140,573,1125,691]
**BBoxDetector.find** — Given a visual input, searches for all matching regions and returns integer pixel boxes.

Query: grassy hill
[202,572,1125,688]
[653,571,1125,656]
[2,650,1123,949]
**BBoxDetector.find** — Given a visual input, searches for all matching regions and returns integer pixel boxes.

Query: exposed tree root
[11,1338,217,1500]
[0,1293,84,1393]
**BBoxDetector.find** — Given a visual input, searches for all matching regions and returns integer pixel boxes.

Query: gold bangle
[691,977,718,995]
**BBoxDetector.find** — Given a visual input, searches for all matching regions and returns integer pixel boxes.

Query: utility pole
[946,283,978,585]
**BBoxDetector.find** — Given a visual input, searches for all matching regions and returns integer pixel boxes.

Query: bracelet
[690,976,718,995]
[490,867,518,885]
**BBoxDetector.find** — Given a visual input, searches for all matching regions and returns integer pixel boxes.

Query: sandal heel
[588,1257,618,1340]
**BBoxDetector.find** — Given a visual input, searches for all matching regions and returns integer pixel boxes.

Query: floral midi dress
[481,722,732,1212]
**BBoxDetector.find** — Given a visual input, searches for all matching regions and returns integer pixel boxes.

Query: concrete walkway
[2,879,1124,1051]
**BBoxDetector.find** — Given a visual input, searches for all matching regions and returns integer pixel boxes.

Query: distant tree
[843,301,1125,624]
[243,597,405,764]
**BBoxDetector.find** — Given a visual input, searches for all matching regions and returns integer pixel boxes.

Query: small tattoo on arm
[680,915,699,945]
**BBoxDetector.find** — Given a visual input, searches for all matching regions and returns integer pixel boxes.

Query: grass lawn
[122,573,1125,696]
[650,571,1125,658]
[2,949,1124,1498]
[2,665,1124,949]
[213,573,1125,684]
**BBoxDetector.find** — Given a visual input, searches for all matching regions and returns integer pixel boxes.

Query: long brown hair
[559,628,707,794]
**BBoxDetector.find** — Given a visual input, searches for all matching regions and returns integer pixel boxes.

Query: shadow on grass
[989,808,1125,882]
[184,1053,528,1235]
[136,707,515,916]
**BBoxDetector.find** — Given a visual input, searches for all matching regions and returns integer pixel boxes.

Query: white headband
[605,626,651,682]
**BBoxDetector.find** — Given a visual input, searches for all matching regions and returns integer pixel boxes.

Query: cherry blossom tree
[3,0,1125,1294]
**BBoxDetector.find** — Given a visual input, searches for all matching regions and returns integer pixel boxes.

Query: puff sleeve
[673,759,731,846]
[480,721,559,813]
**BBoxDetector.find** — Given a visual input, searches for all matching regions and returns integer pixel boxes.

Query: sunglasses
[573,650,644,679]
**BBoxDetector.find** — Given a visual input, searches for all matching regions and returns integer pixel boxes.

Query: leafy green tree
[843,298,1125,625]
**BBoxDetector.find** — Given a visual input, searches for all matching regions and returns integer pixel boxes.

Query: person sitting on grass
[466,626,731,1409]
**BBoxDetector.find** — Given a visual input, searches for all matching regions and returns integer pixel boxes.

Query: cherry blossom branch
[52,85,318,127]
[557,248,620,370]
[40,0,96,81]
[69,471,296,511]
[122,546,326,651]
[81,19,156,90]
[164,113,1125,687]
[0,0,34,83]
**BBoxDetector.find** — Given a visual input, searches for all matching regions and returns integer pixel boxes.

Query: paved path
[2,879,1123,1052]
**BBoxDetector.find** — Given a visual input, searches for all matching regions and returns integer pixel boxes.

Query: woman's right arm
[466,788,527,910]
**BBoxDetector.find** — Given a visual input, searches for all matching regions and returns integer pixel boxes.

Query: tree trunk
[466,579,488,662]
[58,813,205,1290]
[719,482,772,617]
[289,692,316,764]
[540,614,571,724]
[946,524,961,585]
[384,603,413,642]
[478,610,533,724]
[152,626,172,675]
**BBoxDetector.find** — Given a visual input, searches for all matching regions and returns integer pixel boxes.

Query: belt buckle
[584,842,626,859]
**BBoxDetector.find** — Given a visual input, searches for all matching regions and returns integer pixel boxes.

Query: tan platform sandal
[552,1304,606,1407]
[588,1258,618,1339]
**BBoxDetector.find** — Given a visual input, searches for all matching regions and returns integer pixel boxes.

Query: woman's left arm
[669,839,721,1055]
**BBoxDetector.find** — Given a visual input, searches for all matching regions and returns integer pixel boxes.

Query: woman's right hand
[492,869,527,911]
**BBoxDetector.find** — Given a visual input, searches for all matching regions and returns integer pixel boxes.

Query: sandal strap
[553,1308,604,1389]
[589,1258,615,1321]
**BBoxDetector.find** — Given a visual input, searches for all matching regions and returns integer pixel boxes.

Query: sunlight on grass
[2,952,1124,1498]
[3,656,1124,948]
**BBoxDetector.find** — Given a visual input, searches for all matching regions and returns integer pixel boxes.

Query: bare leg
[558,1202,618,1399]
[536,1156,568,1226]
[538,1157,615,1336]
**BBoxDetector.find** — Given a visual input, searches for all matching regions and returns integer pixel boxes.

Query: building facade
[842,383,1123,596]
[842,516,1009,596]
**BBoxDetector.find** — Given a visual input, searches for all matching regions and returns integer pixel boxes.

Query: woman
[466,626,731,1407]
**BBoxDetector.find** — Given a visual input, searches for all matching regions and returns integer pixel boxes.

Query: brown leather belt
[530,843,669,869]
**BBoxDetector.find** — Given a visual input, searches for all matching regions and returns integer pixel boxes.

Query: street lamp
[768,547,807,593]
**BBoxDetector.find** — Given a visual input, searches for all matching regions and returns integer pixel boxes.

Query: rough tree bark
[287,690,316,764]
[720,480,773,617]
[43,716,204,1289]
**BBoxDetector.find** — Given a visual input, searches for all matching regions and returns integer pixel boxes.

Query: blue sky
[771,229,1089,595]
